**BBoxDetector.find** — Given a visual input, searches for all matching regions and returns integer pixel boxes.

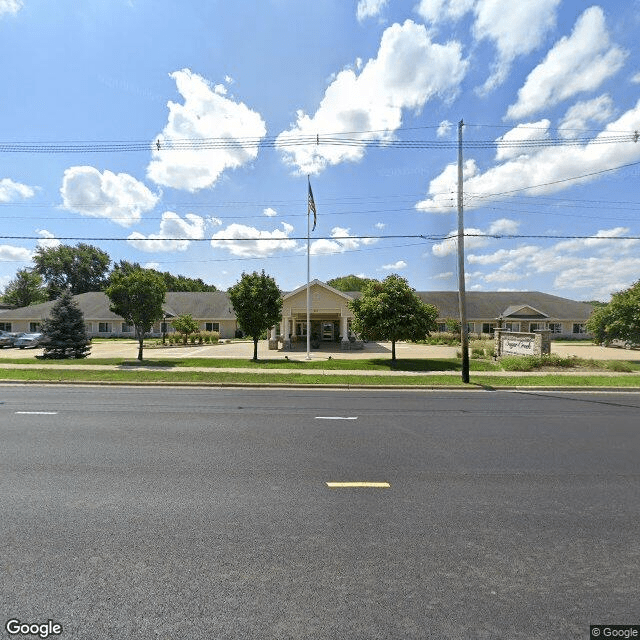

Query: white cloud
[36,229,61,250]
[0,244,31,262]
[0,0,22,18]
[263,207,278,217]
[375,222,386,229]
[437,120,453,138]
[432,271,454,280]
[147,69,267,191]
[416,158,477,212]
[631,72,640,84]
[414,0,475,23]
[0,177,35,202]
[506,7,627,120]
[474,0,560,94]
[559,94,615,139]
[415,0,560,92]
[357,0,388,21]
[310,227,378,256]
[127,212,205,252]
[61,166,159,227]
[417,100,640,213]
[210,222,298,257]
[432,227,489,257]
[380,260,407,270]
[494,120,550,162]
[432,219,520,257]
[466,228,640,299]
[276,20,468,174]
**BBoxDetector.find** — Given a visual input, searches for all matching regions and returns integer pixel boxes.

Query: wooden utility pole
[457,119,470,383]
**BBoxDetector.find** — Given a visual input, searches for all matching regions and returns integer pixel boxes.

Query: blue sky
[1,0,640,301]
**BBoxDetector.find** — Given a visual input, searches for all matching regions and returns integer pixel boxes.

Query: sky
[1,0,640,301]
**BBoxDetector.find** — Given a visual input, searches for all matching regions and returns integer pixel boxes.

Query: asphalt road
[1,386,638,639]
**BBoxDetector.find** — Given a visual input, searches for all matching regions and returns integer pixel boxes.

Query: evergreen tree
[40,290,91,359]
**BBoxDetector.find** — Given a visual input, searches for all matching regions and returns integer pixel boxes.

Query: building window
[29,322,41,332]
[482,323,496,335]
[467,322,475,334]
[205,322,219,333]
[530,322,546,332]
[504,322,520,332]
[573,323,586,334]
[437,323,447,333]
[98,322,111,333]
[549,323,562,334]
[0,322,12,331]
[296,322,307,337]
[121,323,133,333]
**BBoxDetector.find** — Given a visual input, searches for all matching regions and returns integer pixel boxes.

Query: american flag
[308,177,317,231]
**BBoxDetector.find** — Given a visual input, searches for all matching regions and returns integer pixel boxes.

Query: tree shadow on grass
[369,358,461,372]
[119,360,178,368]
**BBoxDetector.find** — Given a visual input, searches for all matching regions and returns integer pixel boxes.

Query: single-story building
[0,291,238,339]
[0,281,594,342]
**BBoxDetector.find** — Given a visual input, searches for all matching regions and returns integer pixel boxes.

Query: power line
[0,131,637,153]
[2,233,639,242]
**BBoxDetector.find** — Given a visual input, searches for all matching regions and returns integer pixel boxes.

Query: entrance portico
[269,280,354,350]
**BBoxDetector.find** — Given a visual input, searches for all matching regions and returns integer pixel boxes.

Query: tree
[109,261,217,292]
[40,290,91,359]
[586,280,640,347]
[34,243,111,299]
[1,268,48,307]
[105,268,167,361]
[171,314,200,344]
[327,274,378,292]
[349,274,438,364]
[228,270,282,361]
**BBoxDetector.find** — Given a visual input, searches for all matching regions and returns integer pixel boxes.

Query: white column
[341,315,349,342]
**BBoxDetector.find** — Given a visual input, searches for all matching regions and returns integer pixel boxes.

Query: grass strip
[1,368,639,387]
[0,357,500,372]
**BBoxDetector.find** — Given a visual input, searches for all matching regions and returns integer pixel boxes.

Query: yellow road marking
[326,482,390,488]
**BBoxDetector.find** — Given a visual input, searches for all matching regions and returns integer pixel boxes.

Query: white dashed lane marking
[15,411,58,415]
[315,416,358,420]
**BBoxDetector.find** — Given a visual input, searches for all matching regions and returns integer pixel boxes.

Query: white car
[13,333,45,349]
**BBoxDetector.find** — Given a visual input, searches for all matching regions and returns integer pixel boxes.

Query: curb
[0,379,638,392]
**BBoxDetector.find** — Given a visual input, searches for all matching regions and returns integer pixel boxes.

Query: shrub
[606,360,633,372]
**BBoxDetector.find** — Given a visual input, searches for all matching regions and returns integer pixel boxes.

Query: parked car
[0,331,17,347]
[13,332,46,349]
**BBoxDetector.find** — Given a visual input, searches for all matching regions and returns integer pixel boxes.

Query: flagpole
[306,176,311,360]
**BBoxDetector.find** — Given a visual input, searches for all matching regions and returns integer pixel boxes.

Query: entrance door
[321,322,334,341]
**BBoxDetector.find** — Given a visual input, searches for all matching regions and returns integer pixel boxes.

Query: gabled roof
[501,304,548,319]
[412,291,592,320]
[0,287,594,322]
[283,279,354,302]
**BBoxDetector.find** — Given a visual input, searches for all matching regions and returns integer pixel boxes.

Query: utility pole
[457,119,470,383]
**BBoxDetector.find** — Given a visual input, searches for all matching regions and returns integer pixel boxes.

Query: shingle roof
[0,291,236,321]
[413,291,593,320]
[0,288,593,322]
